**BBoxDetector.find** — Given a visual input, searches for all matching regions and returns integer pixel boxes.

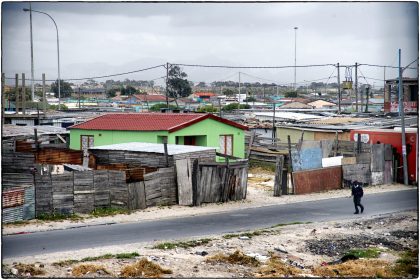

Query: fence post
[287,135,295,194]
[334,131,339,156]
[191,159,199,206]
[274,155,284,196]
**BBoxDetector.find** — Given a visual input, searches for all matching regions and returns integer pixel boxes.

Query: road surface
[2,189,417,259]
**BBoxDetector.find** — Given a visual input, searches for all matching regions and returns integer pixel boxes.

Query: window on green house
[219,135,233,156]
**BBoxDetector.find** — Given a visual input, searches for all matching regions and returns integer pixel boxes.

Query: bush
[223,103,251,111]
[149,103,177,112]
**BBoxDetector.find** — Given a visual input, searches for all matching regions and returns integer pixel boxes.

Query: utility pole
[42,73,46,117]
[294,27,298,90]
[383,66,386,99]
[29,3,35,101]
[355,63,358,112]
[22,73,26,115]
[398,49,408,185]
[365,86,369,113]
[15,74,19,114]
[1,73,5,126]
[272,102,276,143]
[337,63,341,113]
[238,72,241,110]
[165,62,169,108]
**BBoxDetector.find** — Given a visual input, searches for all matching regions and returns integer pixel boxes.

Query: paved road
[3,189,417,259]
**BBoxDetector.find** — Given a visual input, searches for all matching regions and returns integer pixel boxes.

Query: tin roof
[69,113,249,132]
[2,124,69,138]
[89,142,217,155]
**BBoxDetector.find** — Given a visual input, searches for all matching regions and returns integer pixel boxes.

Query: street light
[294,27,298,91]
[23,7,61,110]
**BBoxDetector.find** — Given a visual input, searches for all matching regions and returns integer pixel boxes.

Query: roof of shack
[89,142,217,155]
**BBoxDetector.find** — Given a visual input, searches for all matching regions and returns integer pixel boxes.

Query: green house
[69,113,248,159]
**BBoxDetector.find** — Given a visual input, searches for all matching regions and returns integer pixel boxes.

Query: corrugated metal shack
[2,125,70,223]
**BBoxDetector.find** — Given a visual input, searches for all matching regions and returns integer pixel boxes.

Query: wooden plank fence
[192,160,248,206]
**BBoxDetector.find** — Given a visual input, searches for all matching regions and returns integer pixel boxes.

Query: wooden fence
[191,160,248,206]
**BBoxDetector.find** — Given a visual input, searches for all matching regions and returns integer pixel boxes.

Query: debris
[195,251,209,256]
[239,236,250,240]
[11,268,18,275]
[245,253,269,262]
[310,229,317,235]
[274,245,288,254]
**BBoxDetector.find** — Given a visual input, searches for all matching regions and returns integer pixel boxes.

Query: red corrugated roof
[133,94,168,102]
[69,113,248,132]
[195,92,217,97]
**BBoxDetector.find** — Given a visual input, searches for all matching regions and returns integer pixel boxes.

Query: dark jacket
[351,185,364,198]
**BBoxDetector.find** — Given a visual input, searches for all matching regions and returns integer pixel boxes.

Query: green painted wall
[69,129,168,150]
[276,127,315,143]
[69,118,246,158]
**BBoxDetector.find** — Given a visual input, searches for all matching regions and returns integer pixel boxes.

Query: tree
[121,85,138,96]
[51,80,73,98]
[223,103,250,111]
[285,91,298,98]
[167,65,192,100]
[222,88,235,96]
[244,96,257,102]
[149,103,177,112]
[197,105,218,113]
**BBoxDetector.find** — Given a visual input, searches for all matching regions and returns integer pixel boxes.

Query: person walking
[351,181,364,214]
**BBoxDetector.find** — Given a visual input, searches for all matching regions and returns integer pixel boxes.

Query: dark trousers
[353,196,364,213]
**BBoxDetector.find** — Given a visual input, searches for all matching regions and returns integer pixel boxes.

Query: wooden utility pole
[274,155,284,197]
[272,103,276,144]
[337,63,341,113]
[1,73,5,126]
[355,63,358,112]
[42,73,46,116]
[238,72,241,110]
[365,86,370,113]
[398,49,408,185]
[22,73,26,115]
[15,74,19,114]
[165,62,170,108]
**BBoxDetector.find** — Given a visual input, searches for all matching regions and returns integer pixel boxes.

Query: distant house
[69,113,249,159]
[194,92,217,102]
[125,94,171,109]
[307,100,336,109]
[73,88,106,98]
[279,101,313,109]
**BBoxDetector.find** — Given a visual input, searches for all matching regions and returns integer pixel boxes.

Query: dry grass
[248,177,271,183]
[71,264,110,277]
[256,257,303,277]
[206,250,260,267]
[312,259,396,278]
[120,258,172,278]
[14,263,45,276]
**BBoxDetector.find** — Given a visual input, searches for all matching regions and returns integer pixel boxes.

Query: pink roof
[69,113,248,132]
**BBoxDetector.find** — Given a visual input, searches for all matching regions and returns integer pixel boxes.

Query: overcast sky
[1,1,418,87]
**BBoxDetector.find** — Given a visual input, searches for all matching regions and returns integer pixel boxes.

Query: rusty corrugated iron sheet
[2,188,25,208]
[292,166,342,195]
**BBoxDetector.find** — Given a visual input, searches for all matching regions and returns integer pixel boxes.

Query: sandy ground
[2,170,418,278]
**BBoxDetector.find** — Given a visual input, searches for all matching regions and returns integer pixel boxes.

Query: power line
[4,64,165,82]
[359,63,417,70]
[172,63,336,69]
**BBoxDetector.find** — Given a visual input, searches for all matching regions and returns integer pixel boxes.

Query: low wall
[292,166,342,194]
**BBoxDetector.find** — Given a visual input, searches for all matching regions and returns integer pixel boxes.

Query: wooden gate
[192,160,248,206]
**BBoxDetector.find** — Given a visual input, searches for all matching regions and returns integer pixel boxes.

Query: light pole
[294,27,298,91]
[23,7,61,110]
